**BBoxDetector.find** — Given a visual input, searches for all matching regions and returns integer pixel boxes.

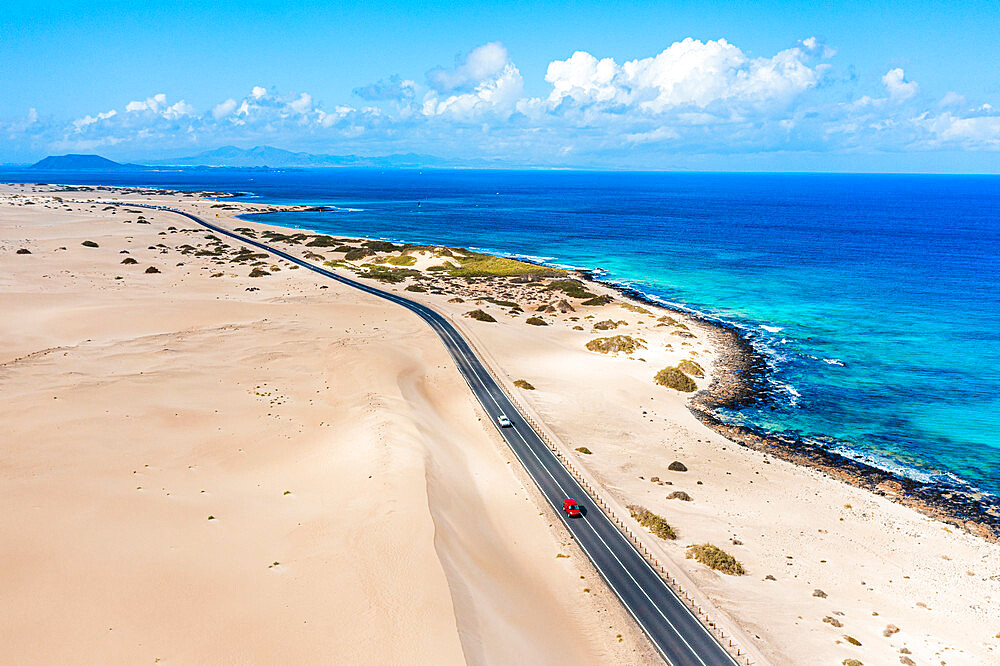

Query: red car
[562,498,581,517]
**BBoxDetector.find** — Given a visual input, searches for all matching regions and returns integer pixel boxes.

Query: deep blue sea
[5,168,999,497]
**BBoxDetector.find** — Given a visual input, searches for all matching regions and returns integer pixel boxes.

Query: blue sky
[2,0,998,171]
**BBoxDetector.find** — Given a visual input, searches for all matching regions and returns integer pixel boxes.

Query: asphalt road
[112,202,739,666]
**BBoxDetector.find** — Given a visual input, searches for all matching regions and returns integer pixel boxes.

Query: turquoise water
[4,168,998,497]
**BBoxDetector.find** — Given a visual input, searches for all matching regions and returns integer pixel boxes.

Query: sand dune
[0,189,654,664]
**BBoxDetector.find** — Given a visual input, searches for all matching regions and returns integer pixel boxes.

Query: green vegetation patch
[585,335,646,355]
[448,252,564,278]
[381,254,417,266]
[404,284,426,292]
[345,247,377,261]
[513,379,535,390]
[654,366,698,392]
[545,279,596,299]
[575,446,592,455]
[361,265,421,283]
[306,235,342,247]
[627,505,677,540]
[466,309,497,322]
[620,303,651,314]
[364,240,404,252]
[581,294,613,306]
[81,240,99,248]
[593,319,626,330]
[477,296,520,308]
[678,359,705,378]
[249,267,270,278]
[685,544,745,575]
[525,316,548,326]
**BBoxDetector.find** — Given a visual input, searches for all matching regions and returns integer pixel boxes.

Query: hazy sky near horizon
[2,0,998,171]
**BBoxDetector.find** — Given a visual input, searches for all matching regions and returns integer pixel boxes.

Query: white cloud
[72,109,117,130]
[882,68,919,101]
[212,98,238,119]
[251,86,267,99]
[544,38,823,114]
[125,93,168,113]
[428,41,510,91]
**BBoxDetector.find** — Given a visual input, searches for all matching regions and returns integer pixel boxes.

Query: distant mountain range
[146,145,500,168]
[27,146,506,170]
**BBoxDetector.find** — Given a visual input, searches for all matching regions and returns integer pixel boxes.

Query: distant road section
[109,202,740,666]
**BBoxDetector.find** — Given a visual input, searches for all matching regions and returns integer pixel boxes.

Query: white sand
[0,186,656,664]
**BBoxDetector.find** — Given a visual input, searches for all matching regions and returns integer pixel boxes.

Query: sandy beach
[3,183,999,665]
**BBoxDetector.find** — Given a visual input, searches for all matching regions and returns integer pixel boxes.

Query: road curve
[111,202,740,666]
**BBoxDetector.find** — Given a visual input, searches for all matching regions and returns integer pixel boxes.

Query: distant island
[29,154,139,170]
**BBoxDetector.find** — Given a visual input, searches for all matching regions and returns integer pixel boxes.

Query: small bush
[16,248,31,254]
[581,295,613,306]
[404,284,426,292]
[466,309,497,322]
[513,379,535,390]
[586,335,646,355]
[843,636,862,646]
[306,235,340,247]
[678,359,705,378]
[362,266,420,283]
[121,257,138,264]
[667,490,692,501]
[575,447,592,455]
[144,266,160,274]
[383,254,417,266]
[525,316,548,326]
[249,267,270,277]
[448,252,563,278]
[593,319,626,330]
[686,544,745,575]
[345,247,376,261]
[81,240,99,248]
[654,366,697,392]
[545,279,596,299]
[364,240,403,252]
[628,505,677,540]
[620,303,651,314]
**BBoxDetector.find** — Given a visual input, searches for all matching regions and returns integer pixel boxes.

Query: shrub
[628,505,677,540]
[525,316,548,326]
[448,252,564,278]
[593,319,626,330]
[383,254,417,266]
[16,248,31,254]
[581,295,613,306]
[144,266,160,274]
[404,284,426,292]
[466,309,496,322]
[249,267,270,277]
[121,257,138,264]
[545,279,596,299]
[362,266,420,283]
[620,303,651,314]
[306,235,340,247]
[686,544,745,575]
[678,359,705,378]
[81,240,99,247]
[654,366,697,392]
[667,490,692,501]
[364,240,403,252]
[513,379,535,390]
[345,247,376,261]
[575,447,592,455]
[668,461,688,472]
[586,335,646,355]
[843,636,862,647]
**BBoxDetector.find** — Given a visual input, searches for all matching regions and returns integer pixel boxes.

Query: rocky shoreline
[575,270,1000,541]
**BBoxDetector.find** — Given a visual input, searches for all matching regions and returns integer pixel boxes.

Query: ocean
[5,168,999,498]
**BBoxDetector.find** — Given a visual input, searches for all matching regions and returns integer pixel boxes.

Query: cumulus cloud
[353,74,417,101]
[427,41,510,92]
[6,37,998,165]
[882,68,919,100]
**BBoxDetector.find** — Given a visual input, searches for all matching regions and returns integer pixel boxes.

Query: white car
[497,414,512,428]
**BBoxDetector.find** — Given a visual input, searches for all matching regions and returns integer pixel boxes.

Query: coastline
[239,205,1000,543]
[6,182,1000,665]
[578,271,1000,542]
